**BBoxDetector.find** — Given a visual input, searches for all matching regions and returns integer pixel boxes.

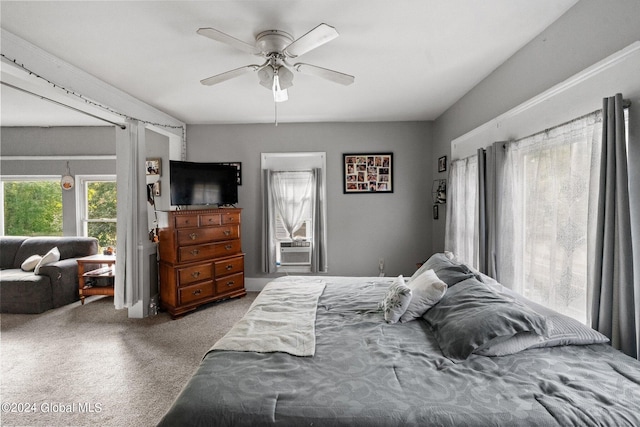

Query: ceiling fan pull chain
[274,101,278,126]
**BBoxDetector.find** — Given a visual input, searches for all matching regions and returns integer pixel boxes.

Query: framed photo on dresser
[343,153,393,193]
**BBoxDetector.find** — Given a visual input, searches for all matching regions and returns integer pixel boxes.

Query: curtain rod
[509,99,631,146]
[1,81,127,129]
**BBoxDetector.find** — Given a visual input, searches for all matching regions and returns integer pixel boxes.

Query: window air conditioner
[280,241,312,265]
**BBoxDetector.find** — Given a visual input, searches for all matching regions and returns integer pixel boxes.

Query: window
[1,177,63,236]
[448,109,630,324]
[77,176,117,251]
[261,153,327,274]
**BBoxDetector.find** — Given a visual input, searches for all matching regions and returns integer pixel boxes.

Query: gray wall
[186,121,432,278]
[428,0,640,255]
[1,126,116,235]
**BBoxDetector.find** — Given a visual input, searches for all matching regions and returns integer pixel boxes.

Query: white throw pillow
[21,254,43,272]
[378,275,412,324]
[400,269,448,322]
[34,247,61,274]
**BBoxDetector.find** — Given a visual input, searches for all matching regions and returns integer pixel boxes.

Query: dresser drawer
[177,227,219,246]
[178,243,219,263]
[221,211,241,225]
[176,225,239,246]
[211,225,239,241]
[179,281,215,305]
[215,272,244,294]
[177,262,213,286]
[214,255,244,276]
[211,239,242,258]
[174,215,198,229]
[199,213,221,227]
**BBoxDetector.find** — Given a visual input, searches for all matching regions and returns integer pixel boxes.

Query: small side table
[77,254,116,304]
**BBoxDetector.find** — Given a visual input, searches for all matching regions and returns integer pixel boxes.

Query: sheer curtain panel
[271,171,313,240]
[497,112,601,323]
[445,155,478,267]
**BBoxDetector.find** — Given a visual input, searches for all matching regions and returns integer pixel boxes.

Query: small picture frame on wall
[432,179,447,204]
[438,156,447,173]
[343,153,393,193]
[146,158,161,176]
[433,204,439,220]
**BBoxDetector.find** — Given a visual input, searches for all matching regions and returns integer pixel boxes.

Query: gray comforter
[158,277,640,426]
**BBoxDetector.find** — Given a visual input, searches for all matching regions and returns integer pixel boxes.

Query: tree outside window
[2,180,63,236]
[84,180,117,251]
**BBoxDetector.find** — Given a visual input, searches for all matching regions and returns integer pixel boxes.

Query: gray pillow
[476,288,609,356]
[422,278,548,361]
[411,253,479,287]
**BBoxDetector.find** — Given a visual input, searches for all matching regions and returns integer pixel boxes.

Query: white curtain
[445,155,478,268]
[497,112,601,323]
[114,120,145,309]
[262,168,327,273]
[271,171,313,239]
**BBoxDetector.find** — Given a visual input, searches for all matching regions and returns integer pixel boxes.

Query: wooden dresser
[157,208,245,318]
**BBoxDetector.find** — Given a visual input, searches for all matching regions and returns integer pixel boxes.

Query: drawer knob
[191,271,201,278]
[189,233,198,240]
[192,289,202,296]
[226,281,235,287]
[225,244,233,250]
[225,265,233,270]
[190,249,200,256]
[223,230,231,236]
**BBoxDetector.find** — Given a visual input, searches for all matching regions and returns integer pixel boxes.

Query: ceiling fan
[197,23,355,103]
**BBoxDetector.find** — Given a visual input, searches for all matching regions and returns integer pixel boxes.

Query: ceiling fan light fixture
[272,74,288,103]
[277,66,294,89]
[257,66,274,89]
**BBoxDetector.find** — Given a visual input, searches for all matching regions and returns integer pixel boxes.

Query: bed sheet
[158,276,640,427]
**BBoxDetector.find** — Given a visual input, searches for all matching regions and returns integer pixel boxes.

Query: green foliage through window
[86,181,117,249]
[3,181,63,236]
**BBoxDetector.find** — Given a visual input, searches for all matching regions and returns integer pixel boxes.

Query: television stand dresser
[157,208,245,319]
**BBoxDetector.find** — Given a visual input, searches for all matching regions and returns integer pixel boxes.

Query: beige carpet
[0,293,257,427]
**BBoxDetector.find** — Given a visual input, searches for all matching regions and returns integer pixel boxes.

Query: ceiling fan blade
[200,65,257,86]
[284,23,339,58]
[294,63,355,86]
[197,27,261,55]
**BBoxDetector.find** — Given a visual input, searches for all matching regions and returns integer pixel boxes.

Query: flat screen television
[169,161,238,207]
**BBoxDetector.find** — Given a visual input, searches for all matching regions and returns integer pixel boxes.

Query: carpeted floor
[0,292,257,426]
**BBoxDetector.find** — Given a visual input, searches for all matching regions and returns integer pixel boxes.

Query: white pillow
[378,275,412,324]
[34,247,61,274]
[400,269,447,322]
[21,254,43,272]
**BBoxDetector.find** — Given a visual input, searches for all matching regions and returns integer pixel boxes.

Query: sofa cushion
[0,269,53,314]
[0,236,28,269]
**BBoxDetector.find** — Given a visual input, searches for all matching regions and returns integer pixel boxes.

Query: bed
[158,254,640,426]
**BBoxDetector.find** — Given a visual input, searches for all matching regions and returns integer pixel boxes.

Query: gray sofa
[0,236,99,314]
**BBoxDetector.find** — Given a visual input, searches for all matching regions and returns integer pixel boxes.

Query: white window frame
[75,174,117,240]
[261,152,327,274]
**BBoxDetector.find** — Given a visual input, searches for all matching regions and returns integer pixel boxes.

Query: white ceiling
[0,0,578,126]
